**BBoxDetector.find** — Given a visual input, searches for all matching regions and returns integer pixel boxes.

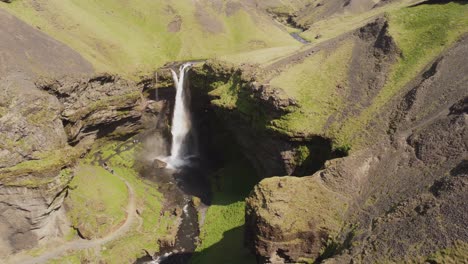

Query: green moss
[333,143,351,156]
[62,138,175,262]
[0,0,298,78]
[387,3,468,100]
[209,76,241,110]
[192,149,258,264]
[336,2,468,148]
[295,145,311,166]
[268,40,354,136]
[207,71,269,131]
[0,147,81,183]
[66,165,128,238]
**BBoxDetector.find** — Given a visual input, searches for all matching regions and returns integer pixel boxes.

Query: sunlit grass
[192,154,258,264]
[0,0,298,78]
[335,1,468,148]
[66,165,128,239]
[61,138,176,262]
[268,40,354,136]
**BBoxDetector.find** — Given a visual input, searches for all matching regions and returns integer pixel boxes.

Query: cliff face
[190,62,340,178]
[0,0,466,262]
[244,31,468,264]
[0,72,170,255]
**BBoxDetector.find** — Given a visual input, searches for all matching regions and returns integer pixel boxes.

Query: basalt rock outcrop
[190,61,337,178]
[0,71,171,256]
[244,31,468,263]
[37,74,165,144]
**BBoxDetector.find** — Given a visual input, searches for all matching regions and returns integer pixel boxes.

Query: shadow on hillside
[159,226,255,264]
[410,0,468,7]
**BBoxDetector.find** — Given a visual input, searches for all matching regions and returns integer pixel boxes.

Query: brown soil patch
[0,9,93,78]
[167,15,182,33]
[195,2,224,34]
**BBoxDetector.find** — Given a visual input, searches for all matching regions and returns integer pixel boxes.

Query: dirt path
[6,172,137,264]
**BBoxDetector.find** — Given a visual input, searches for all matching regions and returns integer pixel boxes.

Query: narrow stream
[136,162,211,264]
[137,62,210,264]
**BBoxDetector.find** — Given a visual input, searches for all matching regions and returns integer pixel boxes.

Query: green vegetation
[0,147,81,184]
[424,241,468,264]
[192,153,258,264]
[300,1,407,44]
[335,2,468,148]
[0,0,298,77]
[61,138,176,263]
[208,72,269,131]
[295,145,311,165]
[268,40,354,136]
[66,165,128,239]
[209,77,241,110]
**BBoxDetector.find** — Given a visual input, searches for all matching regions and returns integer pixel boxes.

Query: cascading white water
[166,63,192,169]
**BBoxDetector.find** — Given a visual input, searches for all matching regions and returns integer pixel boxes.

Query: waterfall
[166,63,193,169]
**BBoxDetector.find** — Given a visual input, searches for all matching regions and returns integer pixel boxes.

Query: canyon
[0,0,467,263]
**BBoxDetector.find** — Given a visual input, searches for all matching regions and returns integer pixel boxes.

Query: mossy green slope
[269,40,354,137]
[192,154,258,264]
[336,1,468,148]
[63,138,176,263]
[254,2,468,150]
[0,0,299,77]
[66,165,128,239]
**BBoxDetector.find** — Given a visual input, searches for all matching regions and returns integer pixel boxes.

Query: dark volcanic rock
[244,25,468,264]
[191,61,335,178]
[0,9,93,78]
[37,74,166,144]
[0,72,171,256]
[0,74,67,169]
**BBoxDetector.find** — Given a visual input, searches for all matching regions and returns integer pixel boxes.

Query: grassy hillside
[269,40,354,137]
[63,138,176,263]
[192,155,258,264]
[0,0,299,77]
[261,1,468,150]
[336,1,468,147]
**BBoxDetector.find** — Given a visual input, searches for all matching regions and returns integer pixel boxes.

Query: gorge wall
[0,0,466,263]
[0,73,173,255]
[189,62,341,178]
[242,21,468,264]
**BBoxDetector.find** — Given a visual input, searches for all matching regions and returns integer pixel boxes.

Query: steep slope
[241,3,468,263]
[245,52,467,261]
[0,9,95,256]
[0,0,466,263]
[183,2,468,262]
[0,0,300,77]
[0,8,92,78]
[0,73,171,256]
